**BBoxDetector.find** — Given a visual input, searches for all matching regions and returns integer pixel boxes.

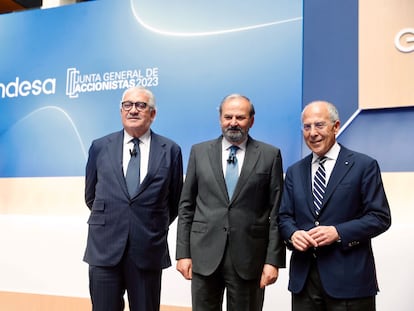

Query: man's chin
[126,120,141,126]
[225,134,244,143]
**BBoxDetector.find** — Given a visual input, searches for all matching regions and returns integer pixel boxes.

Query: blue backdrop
[0,0,303,177]
[302,0,414,172]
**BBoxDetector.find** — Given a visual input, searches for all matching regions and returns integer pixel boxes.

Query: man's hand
[260,264,279,289]
[308,226,339,247]
[176,258,193,280]
[291,230,318,251]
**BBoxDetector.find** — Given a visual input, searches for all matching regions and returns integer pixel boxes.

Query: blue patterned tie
[313,156,327,215]
[125,138,140,197]
[225,145,239,199]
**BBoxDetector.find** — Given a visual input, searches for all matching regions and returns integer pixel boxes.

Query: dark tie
[225,145,239,199]
[313,156,327,215]
[125,138,141,197]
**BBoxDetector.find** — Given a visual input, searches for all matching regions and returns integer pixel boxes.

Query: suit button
[314,221,320,226]
[223,227,228,232]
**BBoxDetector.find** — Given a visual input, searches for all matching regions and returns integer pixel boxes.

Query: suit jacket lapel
[300,155,315,216]
[134,131,165,197]
[107,131,129,197]
[207,137,229,200]
[320,147,354,212]
[231,137,260,201]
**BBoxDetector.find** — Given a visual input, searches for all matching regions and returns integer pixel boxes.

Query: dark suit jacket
[83,130,183,270]
[176,136,286,280]
[278,145,391,299]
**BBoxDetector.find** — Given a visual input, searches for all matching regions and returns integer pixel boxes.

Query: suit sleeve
[168,144,183,225]
[335,159,391,250]
[266,148,286,268]
[85,141,98,210]
[277,166,300,250]
[176,146,198,259]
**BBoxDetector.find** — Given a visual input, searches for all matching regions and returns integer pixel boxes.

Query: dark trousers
[89,253,162,311]
[292,262,375,311]
[191,245,264,311]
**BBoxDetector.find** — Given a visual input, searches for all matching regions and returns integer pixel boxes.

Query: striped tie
[313,156,327,215]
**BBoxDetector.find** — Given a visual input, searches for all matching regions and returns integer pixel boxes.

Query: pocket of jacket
[92,199,105,211]
[88,199,105,225]
[87,214,105,225]
[191,221,207,233]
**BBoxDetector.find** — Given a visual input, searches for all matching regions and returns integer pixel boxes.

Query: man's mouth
[227,127,240,132]
[311,140,322,145]
[127,116,140,120]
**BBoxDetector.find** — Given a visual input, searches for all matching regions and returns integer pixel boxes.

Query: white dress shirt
[311,142,341,190]
[222,138,247,176]
[123,129,151,184]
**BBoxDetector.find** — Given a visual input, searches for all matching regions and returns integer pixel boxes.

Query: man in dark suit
[83,86,183,311]
[176,94,286,311]
[278,100,391,310]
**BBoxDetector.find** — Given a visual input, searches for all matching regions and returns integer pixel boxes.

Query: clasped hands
[291,226,339,252]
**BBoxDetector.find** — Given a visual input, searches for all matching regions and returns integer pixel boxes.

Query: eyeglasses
[302,122,330,132]
[121,101,148,111]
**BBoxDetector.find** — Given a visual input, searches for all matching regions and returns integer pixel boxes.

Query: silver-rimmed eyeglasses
[302,122,330,132]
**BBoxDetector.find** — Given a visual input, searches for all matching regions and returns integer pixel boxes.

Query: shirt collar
[222,137,247,151]
[124,129,151,145]
[312,142,341,164]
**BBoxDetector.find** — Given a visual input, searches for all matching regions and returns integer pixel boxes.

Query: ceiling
[0,0,91,15]
[0,0,41,14]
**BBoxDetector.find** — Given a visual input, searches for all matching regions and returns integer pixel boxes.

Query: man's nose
[230,117,238,125]
[309,126,318,134]
[130,105,140,112]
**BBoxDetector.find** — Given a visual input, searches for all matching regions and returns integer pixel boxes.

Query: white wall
[0,172,412,310]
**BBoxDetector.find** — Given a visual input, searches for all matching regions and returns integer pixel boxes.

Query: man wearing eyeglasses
[83,86,183,311]
[278,100,391,310]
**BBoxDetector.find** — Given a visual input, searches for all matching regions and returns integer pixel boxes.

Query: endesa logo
[0,76,56,99]
[395,28,414,53]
